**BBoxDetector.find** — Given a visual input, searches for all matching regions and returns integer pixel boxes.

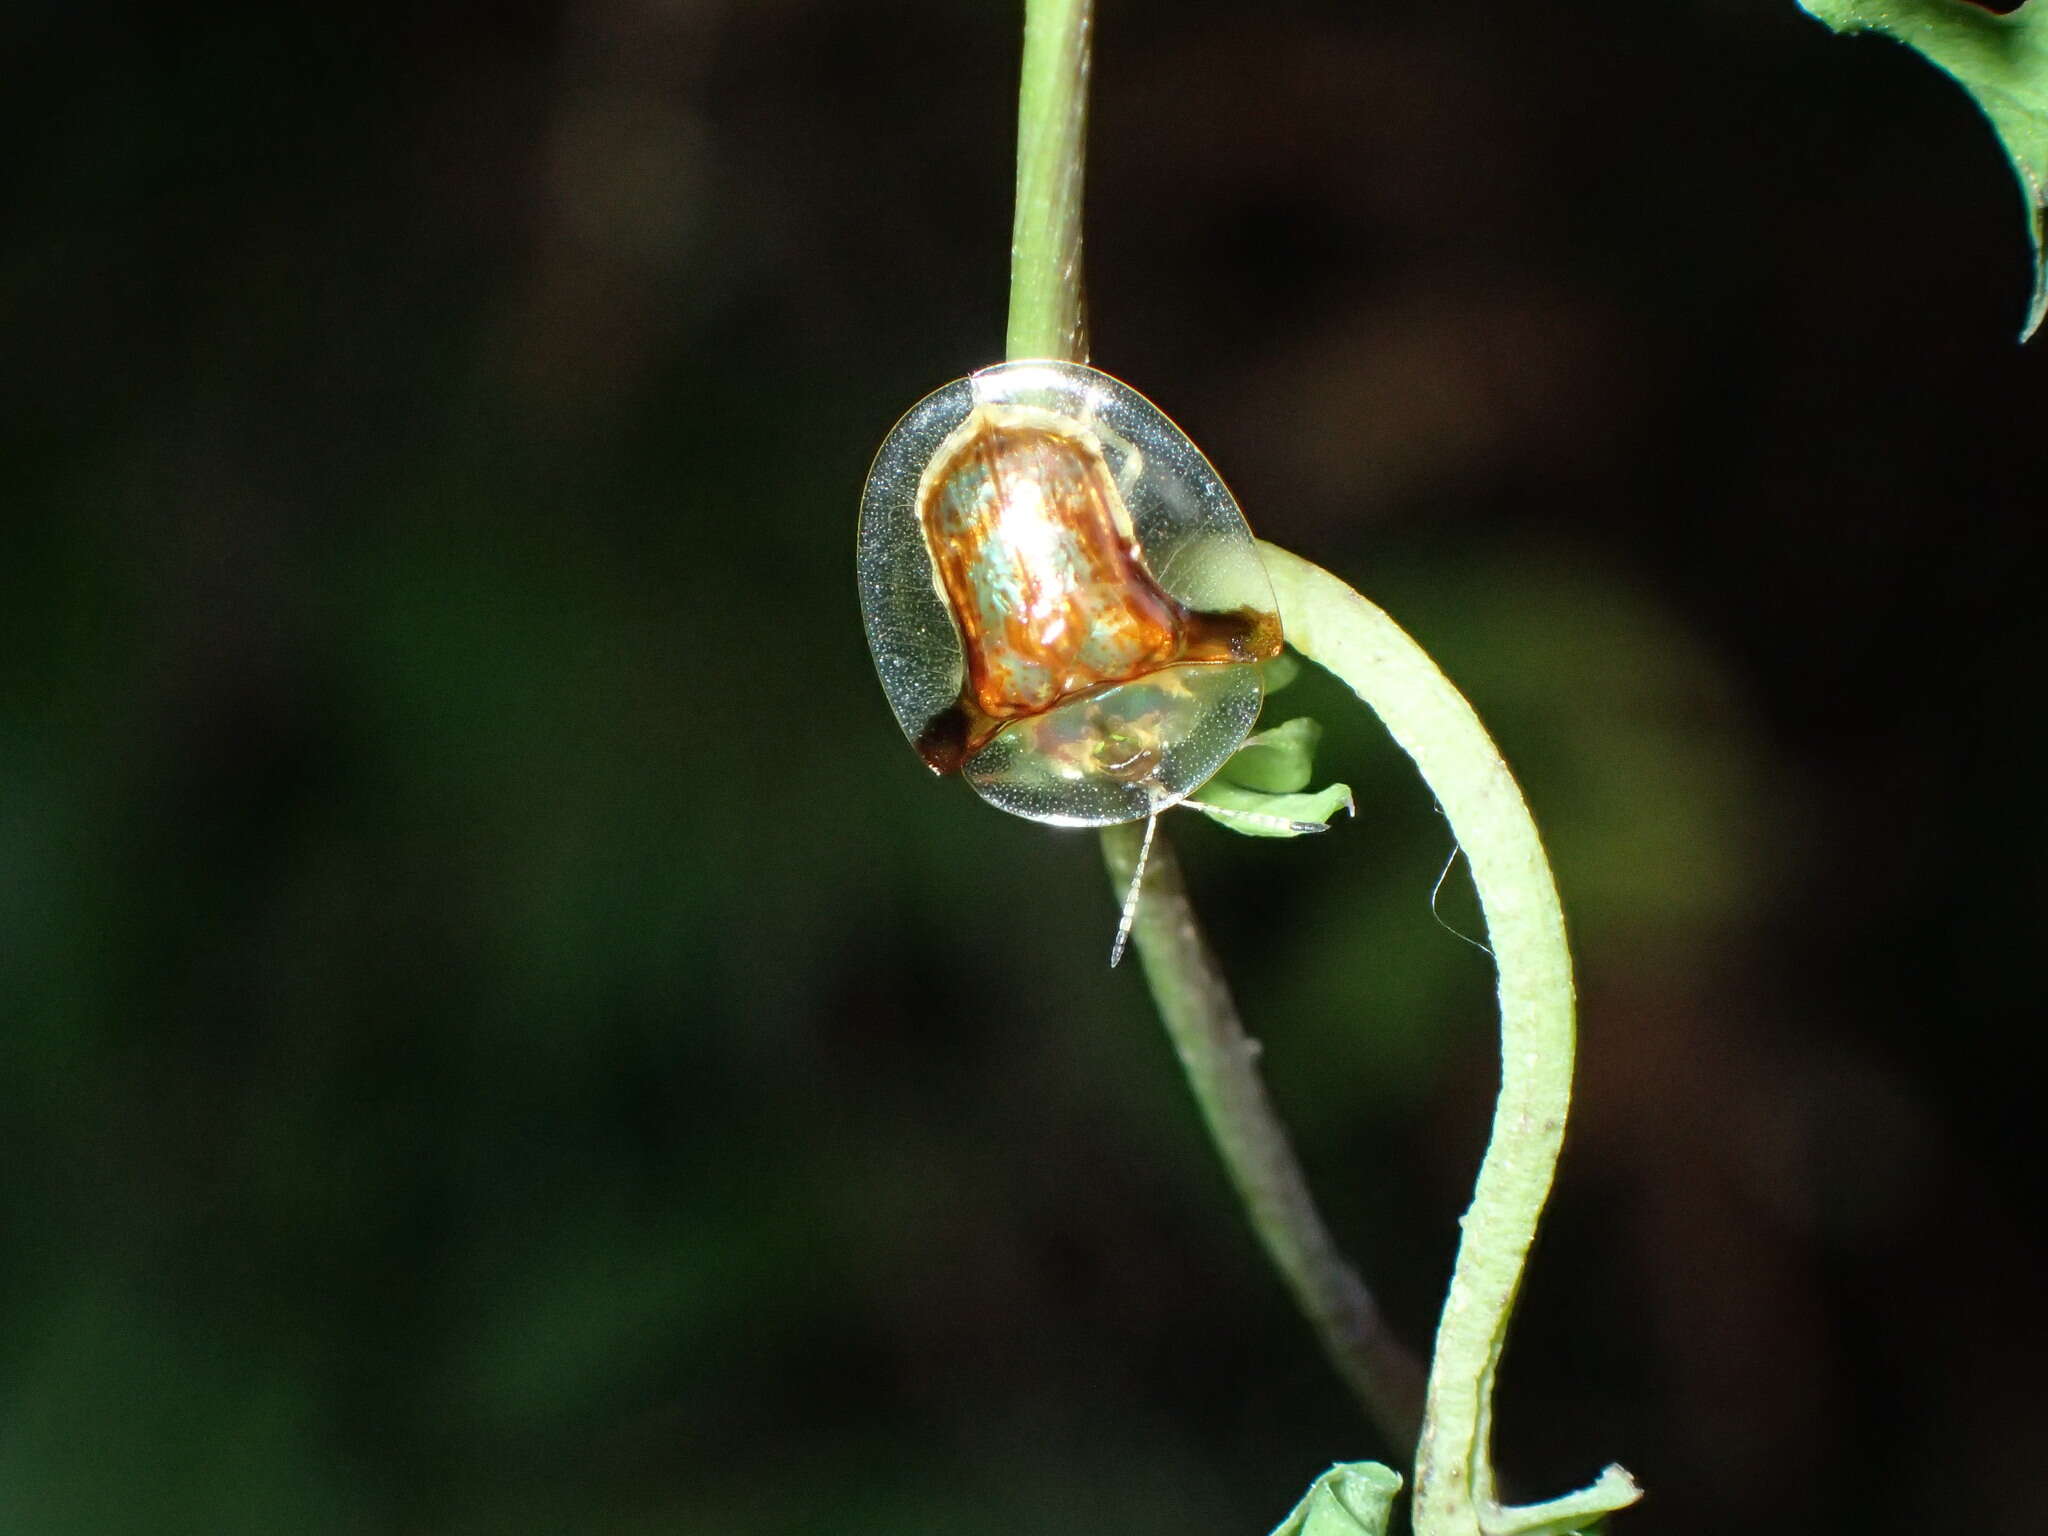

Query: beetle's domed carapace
[858,360,1281,828]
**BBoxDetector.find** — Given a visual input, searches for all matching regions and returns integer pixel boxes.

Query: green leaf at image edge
[1268,1462,1404,1536]
[1799,0,2048,340]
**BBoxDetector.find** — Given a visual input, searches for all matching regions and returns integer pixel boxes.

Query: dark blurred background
[4,0,2043,1532]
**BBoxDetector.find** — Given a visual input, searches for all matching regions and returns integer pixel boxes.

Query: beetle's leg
[1101,419,1147,503]
[1072,387,1148,503]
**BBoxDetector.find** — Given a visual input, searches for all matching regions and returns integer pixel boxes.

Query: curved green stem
[1258,544,1640,1536]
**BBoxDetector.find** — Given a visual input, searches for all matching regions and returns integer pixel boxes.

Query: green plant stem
[1006,0,1091,362]
[1004,0,1424,1455]
[1258,543,1639,1536]
[999,4,1638,1523]
[1101,821,1426,1449]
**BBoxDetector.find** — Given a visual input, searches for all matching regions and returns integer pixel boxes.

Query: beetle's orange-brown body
[912,403,1280,773]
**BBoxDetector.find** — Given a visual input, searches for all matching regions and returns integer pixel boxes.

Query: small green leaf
[1261,650,1304,696]
[1799,0,2048,340]
[1222,717,1324,793]
[1269,1462,1403,1536]
[1200,715,1354,836]
[1195,776,1356,836]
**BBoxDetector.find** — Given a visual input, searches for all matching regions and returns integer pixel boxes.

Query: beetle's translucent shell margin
[857,359,1281,828]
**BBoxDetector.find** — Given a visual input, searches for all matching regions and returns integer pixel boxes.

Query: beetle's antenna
[1109,807,1160,968]
[1179,795,1350,837]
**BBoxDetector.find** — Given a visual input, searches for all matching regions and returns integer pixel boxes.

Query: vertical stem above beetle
[1006,0,1091,362]
[1002,0,1425,1457]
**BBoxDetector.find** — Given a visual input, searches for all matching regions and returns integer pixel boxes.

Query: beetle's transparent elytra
[858,360,1282,829]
